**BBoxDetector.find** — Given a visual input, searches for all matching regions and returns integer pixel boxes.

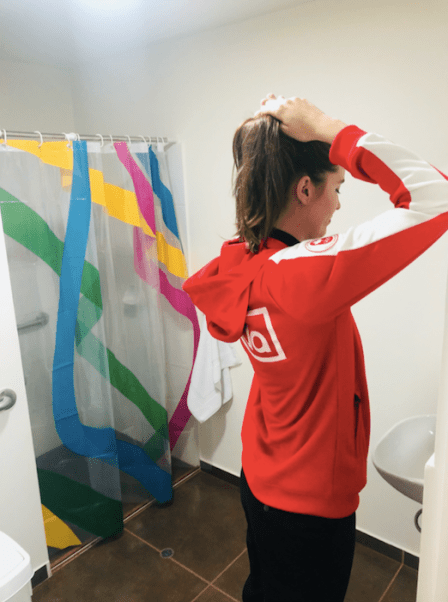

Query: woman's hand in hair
[256,95,347,144]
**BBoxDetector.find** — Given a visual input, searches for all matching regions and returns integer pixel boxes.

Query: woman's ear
[295,176,312,205]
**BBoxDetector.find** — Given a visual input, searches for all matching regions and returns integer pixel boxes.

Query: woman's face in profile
[307,166,345,239]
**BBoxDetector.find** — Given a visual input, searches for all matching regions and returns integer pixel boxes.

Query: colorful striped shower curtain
[0,136,199,555]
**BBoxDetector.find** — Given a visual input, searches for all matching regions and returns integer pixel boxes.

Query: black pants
[240,469,356,602]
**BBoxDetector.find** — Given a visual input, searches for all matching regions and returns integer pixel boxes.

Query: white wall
[0,58,76,131]
[70,0,448,556]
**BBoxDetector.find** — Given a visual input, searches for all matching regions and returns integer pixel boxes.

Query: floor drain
[161,548,174,558]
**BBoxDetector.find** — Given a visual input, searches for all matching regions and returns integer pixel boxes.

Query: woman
[183,96,448,601]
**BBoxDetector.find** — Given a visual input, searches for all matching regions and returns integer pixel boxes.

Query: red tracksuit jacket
[183,125,448,518]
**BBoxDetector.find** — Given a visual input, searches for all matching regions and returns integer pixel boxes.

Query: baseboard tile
[32,564,49,588]
[200,460,240,487]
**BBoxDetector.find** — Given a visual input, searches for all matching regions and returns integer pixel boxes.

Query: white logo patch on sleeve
[305,234,339,253]
[241,307,286,362]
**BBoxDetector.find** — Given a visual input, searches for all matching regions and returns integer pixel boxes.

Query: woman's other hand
[256,95,347,144]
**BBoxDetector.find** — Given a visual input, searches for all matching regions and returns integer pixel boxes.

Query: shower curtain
[0,136,199,555]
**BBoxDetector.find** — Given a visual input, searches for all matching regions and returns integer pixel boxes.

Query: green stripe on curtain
[37,469,123,539]
[0,188,168,444]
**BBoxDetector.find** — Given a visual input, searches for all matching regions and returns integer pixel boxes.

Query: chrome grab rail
[17,312,49,332]
[0,389,16,412]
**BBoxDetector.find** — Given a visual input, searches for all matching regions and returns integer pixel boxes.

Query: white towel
[187,317,241,423]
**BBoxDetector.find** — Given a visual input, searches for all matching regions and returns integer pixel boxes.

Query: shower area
[0,133,199,566]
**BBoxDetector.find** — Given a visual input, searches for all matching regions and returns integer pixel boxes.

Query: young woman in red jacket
[183,95,448,601]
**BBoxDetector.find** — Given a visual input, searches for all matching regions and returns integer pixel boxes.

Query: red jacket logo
[305,234,338,253]
[241,307,286,363]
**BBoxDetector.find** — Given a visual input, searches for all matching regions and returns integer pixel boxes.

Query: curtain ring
[138,136,147,145]
[34,131,43,148]
[126,135,132,144]
[2,129,7,145]
[96,134,104,147]
[62,132,72,149]
[109,134,113,145]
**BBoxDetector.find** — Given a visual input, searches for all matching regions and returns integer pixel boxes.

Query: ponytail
[233,115,337,253]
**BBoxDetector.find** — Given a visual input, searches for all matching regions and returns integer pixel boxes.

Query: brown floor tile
[381,565,418,602]
[48,459,198,568]
[215,541,403,602]
[32,530,208,602]
[35,468,416,602]
[125,471,247,583]
[171,460,199,482]
[194,586,238,602]
[122,460,198,518]
[212,550,248,602]
[345,543,401,602]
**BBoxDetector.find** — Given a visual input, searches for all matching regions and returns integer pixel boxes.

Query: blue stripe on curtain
[136,148,180,241]
[52,140,118,463]
[52,140,172,502]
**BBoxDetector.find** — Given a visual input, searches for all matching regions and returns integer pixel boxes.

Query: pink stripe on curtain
[133,213,199,450]
[158,269,199,449]
[114,142,156,234]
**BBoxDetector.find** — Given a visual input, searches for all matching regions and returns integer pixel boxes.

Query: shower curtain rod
[1,129,172,145]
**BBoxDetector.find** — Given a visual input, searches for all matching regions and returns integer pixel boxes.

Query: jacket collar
[269,228,300,247]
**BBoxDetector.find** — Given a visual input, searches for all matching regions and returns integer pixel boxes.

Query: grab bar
[17,312,49,332]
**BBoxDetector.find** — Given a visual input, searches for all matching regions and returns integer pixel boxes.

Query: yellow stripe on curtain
[41,505,82,549]
[156,232,187,279]
[1,140,187,279]
[1,139,73,169]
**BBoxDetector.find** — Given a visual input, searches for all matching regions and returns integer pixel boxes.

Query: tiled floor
[32,468,418,602]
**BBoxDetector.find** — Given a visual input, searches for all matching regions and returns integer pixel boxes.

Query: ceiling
[0,0,315,67]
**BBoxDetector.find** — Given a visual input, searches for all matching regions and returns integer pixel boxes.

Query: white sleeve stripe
[270,209,442,263]
[269,210,421,262]
[357,133,448,215]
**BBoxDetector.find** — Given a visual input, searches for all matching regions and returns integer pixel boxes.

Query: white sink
[372,414,436,504]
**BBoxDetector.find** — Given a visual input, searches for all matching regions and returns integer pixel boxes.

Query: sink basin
[372,414,436,504]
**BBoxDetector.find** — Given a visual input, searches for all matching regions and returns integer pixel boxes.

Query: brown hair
[233,114,337,253]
